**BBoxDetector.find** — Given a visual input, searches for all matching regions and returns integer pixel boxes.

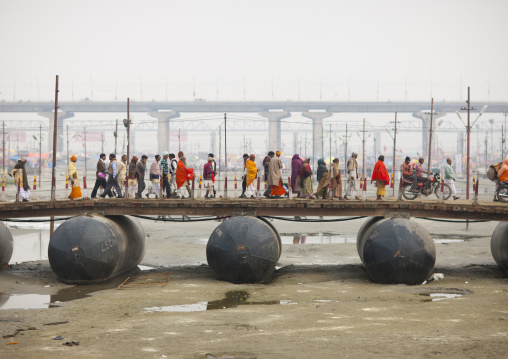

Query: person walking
[160,152,171,198]
[291,154,303,197]
[300,158,316,198]
[331,158,342,199]
[203,155,216,199]
[136,155,148,199]
[91,153,107,198]
[240,153,249,198]
[127,156,138,198]
[9,157,30,202]
[267,151,285,198]
[100,154,122,198]
[68,155,82,200]
[315,158,331,199]
[175,155,193,199]
[371,155,390,200]
[263,152,272,182]
[117,155,127,196]
[147,155,161,199]
[344,152,360,200]
[444,158,460,200]
[169,153,178,196]
[244,154,258,198]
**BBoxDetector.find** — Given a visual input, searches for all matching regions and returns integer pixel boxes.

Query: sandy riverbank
[1,218,507,358]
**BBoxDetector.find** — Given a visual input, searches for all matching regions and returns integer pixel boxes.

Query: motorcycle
[401,172,452,200]
[495,181,508,203]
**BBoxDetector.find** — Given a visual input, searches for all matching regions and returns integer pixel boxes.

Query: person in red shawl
[175,155,194,199]
[371,155,390,200]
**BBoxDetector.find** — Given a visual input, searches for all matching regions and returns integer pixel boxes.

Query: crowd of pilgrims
[9,150,399,201]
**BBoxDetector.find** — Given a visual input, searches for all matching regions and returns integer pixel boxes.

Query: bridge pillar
[258,111,291,151]
[412,111,446,159]
[302,111,333,165]
[147,111,180,155]
[38,111,75,153]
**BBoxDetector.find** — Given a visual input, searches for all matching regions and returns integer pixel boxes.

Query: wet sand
[1,218,507,358]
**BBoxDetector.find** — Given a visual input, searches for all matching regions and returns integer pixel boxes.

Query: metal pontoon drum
[0,221,14,266]
[206,216,281,284]
[357,218,436,285]
[491,222,508,275]
[48,215,146,284]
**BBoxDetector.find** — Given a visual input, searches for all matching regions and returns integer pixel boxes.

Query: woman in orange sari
[175,156,194,199]
[371,155,390,200]
[244,154,258,198]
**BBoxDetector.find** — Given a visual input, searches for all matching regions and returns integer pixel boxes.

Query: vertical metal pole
[428,99,434,173]
[84,126,87,180]
[344,123,348,176]
[218,125,222,175]
[125,98,130,200]
[39,124,42,185]
[224,113,227,171]
[2,122,5,175]
[393,112,397,197]
[66,125,69,167]
[466,87,471,200]
[362,118,365,182]
[115,119,118,155]
[50,75,59,236]
[51,75,59,201]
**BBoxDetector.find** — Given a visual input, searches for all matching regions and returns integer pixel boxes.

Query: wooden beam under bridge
[0,199,507,222]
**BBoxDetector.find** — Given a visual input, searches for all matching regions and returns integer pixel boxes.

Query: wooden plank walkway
[0,198,507,221]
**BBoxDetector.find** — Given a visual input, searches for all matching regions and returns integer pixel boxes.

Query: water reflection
[145,290,292,312]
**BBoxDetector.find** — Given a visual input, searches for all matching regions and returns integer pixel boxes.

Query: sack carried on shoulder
[487,162,502,181]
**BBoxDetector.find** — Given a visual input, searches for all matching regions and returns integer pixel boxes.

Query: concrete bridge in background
[2,100,508,158]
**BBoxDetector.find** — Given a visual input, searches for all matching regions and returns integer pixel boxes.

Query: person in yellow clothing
[244,154,258,198]
[68,155,83,200]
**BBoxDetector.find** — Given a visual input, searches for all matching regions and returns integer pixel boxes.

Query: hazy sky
[1,0,508,102]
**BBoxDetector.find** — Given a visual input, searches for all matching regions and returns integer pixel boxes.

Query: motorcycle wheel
[497,186,508,203]
[434,183,452,200]
[401,184,417,200]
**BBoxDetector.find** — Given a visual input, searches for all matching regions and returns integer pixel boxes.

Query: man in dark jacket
[136,155,148,199]
[91,153,107,198]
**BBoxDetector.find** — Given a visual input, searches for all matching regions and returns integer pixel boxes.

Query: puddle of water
[0,294,51,310]
[197,235,466,245]
[145,290,289,312]
[418,288,472,302]
[433,239,465,244]
[8,229,50,264]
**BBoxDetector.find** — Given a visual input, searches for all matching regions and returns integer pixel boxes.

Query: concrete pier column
[210,131,216,155]
[147,111,180,155]
[258,111,291,151]
[292,132,298,155]
[38,111,75,153]
[412,111,446,158]
[302,111,332,164]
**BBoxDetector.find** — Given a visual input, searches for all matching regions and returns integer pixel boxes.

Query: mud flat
[1,218,507,359]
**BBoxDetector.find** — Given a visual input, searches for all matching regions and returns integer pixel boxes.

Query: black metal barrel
[357,218,436,285]
[48,215,146,284]
[206,216,281,284]
[0,221,13,266]
[356,216,384,261]
[491,222,508,275]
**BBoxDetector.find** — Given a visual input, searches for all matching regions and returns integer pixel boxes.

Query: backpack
[487,162,502,181]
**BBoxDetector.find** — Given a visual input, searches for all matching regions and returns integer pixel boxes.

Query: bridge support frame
[302,111,333,167]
